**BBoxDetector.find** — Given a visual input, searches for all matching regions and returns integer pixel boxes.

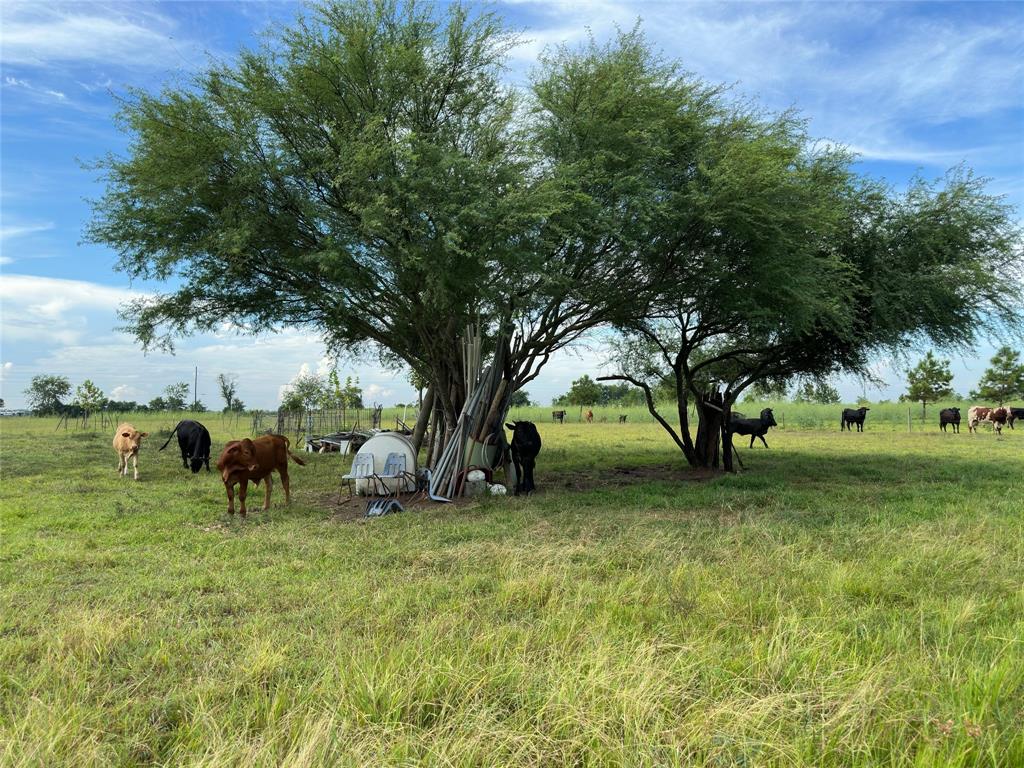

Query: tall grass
[1,417,1021,766]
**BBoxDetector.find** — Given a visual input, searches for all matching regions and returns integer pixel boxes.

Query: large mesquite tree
[89,1,627,435]
[575,42,1024,468]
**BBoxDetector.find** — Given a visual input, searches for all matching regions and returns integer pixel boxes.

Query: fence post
[907,408,911,433]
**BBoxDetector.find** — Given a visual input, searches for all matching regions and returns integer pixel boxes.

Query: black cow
[939,407,961,433]
[551,410,566,424]
[505,421,541,495]
[159,419,212,473]
[841,407,870,432]
[730,408,778,448]
[618,414,628,424]
[1007,407,1024,429]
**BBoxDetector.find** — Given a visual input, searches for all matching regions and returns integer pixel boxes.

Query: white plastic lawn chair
[365,452,411,516]
[342,452,373,499]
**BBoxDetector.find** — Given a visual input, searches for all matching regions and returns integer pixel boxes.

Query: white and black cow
[505,421,541,495]
[159,419,212,473]
[968,406,1009,435]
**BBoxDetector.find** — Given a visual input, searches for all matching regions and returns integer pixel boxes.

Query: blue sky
[1,1,1022,409]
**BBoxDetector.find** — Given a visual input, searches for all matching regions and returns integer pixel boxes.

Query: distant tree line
[278,370,364,412]
[21,373,253,415]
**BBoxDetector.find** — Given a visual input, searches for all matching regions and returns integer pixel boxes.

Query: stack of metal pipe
[429,327,512,500]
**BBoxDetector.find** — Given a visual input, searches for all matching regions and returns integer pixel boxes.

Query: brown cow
[585,409,594,423]
[215,434,305,516]
[113,422,149,480]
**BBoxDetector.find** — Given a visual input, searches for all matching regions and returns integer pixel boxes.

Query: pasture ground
[1,415,1022,767]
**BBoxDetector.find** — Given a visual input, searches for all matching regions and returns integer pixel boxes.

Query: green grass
[1,415,1022,766]
[512,399,999,431]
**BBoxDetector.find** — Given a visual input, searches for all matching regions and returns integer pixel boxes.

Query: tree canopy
[792,379,841,405]
[970,346,1024,404]
[88,0,635,431]
[73,380,106,412]
[24,375,71,415]
[905,351,955,418]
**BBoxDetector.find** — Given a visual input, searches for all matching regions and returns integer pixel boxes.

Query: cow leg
[524,456,536,494]
[511,454,523,495]
[263,475,273,511]
[758,434,769,448]
[238,480,248,517]
[117,454,125,475]
[280,468,291,505]
[749,435,755,449]
[225,483,236,515]
[180,448,188,469]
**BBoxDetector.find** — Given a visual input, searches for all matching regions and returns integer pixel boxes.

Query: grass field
[1,413,1022,766]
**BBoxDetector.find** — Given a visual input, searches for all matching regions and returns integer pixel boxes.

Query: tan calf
[113,422,149,480]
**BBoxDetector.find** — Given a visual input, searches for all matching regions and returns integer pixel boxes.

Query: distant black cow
[730,408,778,448]
[939,407,961,433]
[551,410,566,424]
[506,421,541,495]
[1007,407,1024,429]
[618,414,628,424]
[841,407,870,432]
[159,419,212,473]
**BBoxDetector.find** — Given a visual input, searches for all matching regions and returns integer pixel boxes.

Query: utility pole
[194,365,198,411]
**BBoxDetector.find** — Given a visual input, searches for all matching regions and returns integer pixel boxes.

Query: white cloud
[0,2,205,70]
[0,257,13,266]
[0,274,141,347]
[109,384,141,401]
[0,222,55,240]
[3,75,68,102]
[363,383,393,404]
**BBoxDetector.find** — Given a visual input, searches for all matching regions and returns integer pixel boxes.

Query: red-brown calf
[215,434,305,516]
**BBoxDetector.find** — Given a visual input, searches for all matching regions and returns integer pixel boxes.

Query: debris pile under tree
[427,327,514,499]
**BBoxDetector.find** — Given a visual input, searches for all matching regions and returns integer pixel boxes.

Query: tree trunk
[411,386,434,455]
[675,393,698,467]
[694,391,725,469]
[720,401,734,473]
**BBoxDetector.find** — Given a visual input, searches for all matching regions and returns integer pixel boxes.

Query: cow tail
[281,436,306,466]
[158,423,181,452]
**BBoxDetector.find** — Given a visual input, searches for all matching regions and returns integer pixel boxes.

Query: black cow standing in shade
[841,407,870,432]
[1007,407,1024,429]
[159,419,212,473]
[730,408,778,448]
[505,421,541,495]
[939,407,961,433]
